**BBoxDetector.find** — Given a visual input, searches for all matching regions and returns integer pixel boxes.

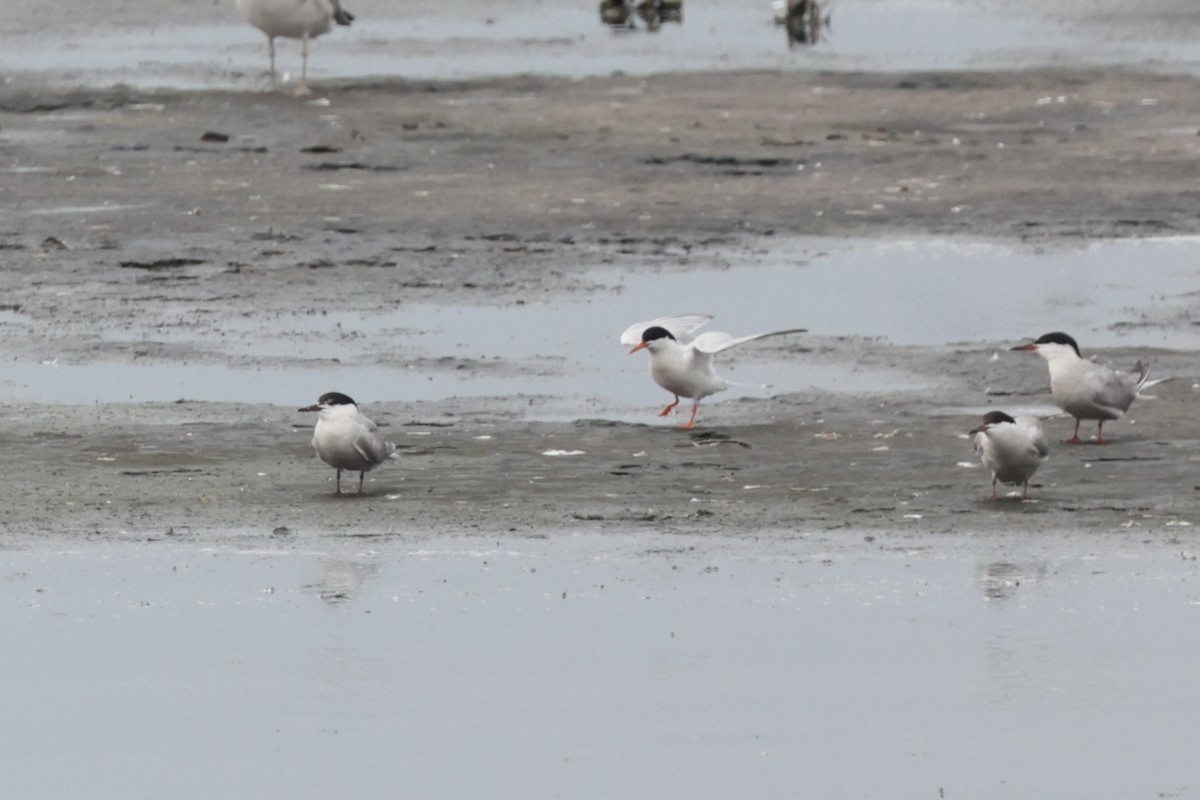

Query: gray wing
[1087,364,1138,415]
[620,314,713,346]
[691,328,806,354]
[353,415,397,466]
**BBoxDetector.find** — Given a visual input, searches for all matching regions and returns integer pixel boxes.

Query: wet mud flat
[2,68,1200,542]
[0,343,1196,543]
[5,68,1200,250]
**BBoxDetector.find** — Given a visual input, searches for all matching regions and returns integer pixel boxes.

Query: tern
[236,0,354,94]
[298,392,396,496]
[1012,331,1155,444]
[622,314,806,429]
[970,411,1049,500]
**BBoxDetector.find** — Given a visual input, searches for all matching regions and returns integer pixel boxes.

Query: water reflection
[310,557,382,605]
[5,537,1199,797]
[599,0,683,31]
[978,559,1048,601]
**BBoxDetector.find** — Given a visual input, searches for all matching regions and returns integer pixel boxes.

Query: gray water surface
[3,531,1199,799]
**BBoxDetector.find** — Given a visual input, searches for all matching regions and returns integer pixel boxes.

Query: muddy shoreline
[7,69,1200,243]
[2,67,1199,542]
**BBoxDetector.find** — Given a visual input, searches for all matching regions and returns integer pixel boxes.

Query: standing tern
[622,314,806,429]
[236,0,354,94]
[298,392,396,496]
[1012,331,1155,443]
[970,411,1049,500]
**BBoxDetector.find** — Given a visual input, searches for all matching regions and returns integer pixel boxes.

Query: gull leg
[268,36,278,91]
[297,34,312,95]
[679,401,700,430]
[1063,417,1082,444]
[357,471,366,495]
[657,395,680,417]
[989,476,998,500]
[1022,480,1029,500]
[1095,420,1108,445]
[333,469,343,496]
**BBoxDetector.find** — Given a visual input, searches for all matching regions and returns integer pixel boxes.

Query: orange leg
[679,401,700,430]
[657,395,680,417]
[989,476,999,500]
[1094,421,1109,445]
[1063,417,1082,444]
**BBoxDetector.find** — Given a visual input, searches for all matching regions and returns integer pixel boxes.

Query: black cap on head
[641,326,676,344]
[980,410,1017,426]
[1034,331,1080,357]
[318,391,357,407]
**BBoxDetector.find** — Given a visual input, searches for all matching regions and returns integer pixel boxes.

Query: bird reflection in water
[978,560,1048,601]
[310,558,381,605]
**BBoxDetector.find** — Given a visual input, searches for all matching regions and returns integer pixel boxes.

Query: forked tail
[1132,360,1169,393]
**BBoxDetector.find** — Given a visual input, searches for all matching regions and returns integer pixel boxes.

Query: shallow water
[4,531,1199,799]
[4,0,1200,89]
[602,236,1200,348]
[2,237,1197,411]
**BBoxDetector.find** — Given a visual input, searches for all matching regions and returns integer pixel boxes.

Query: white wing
[620,314,713,346]
[691,328,806,354]
[1014,415,1050,460]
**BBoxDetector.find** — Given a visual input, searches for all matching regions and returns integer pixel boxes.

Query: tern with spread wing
[1012,331,1157,444]
[970,411,1049,500]
[299,391,396,496]
[622,314,806,429]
